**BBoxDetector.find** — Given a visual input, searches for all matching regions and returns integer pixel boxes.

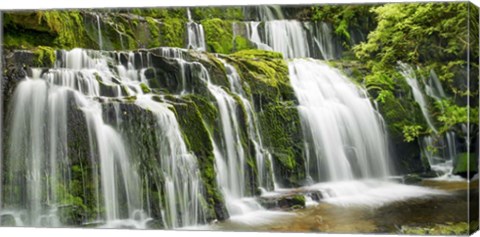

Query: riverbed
[202,179,478,235]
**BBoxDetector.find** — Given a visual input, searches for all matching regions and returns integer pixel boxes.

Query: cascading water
[220,59,275,191]
[398,62,460,179]
[265,20,310,59]
[96,14,103,50]
[398,63,438,133]
[289,59,391,182]
[186,8,206,51]
[155,48,277,219]
[1,48,206,228]
[198,64,258,215]
[241,20,341,60]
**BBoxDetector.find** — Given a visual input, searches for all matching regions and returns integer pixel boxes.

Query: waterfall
[156,48,276,217]
[399,63,460,178]
[243,20,340,60]
[220,59,275,190]
[265,20,310,59]
[289,59,391,182]
[309,22,339,60]
[96,14,103,50]
[199,66,251,214]
[1,48,206,228]
[398,62,438,133]
[186,8,206,51]
[243,22,272,51]
[135,95,204,228]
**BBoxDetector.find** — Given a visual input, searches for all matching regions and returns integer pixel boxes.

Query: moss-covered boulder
[257,194,306,210]
[453,153,478,179]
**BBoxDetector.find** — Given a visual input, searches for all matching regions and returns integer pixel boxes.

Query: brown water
[208,180,478,234]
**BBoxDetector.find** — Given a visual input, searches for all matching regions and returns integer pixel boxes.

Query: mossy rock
[258,103,306,187]
[159,18,186,48]
[33,46,56,67]
[169,98,229,222]
[0,214,17,226]
[226,49,294,108]
[257,194,306,210]
[453,153,478,179]
[202,18,234,54]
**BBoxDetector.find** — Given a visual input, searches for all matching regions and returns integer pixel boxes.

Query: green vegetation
[453,153,478,176]
[171,99,228,221]
[4,11,93,50]
[159,18,186,48]
[33,46,56,67]
[352,2,474,143]
[202,18,234,54]
[191,7,244,21]
[310,5,376,48]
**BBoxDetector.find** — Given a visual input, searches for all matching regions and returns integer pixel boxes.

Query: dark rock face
[2,51,34,120]
[389,137,429,175]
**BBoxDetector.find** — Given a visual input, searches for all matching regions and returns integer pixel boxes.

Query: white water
[305,180,449,208]
[1,49,205,228]
[186,8,206,51]
[157,48,277,219]
[310,22,338,60]
[200,66,249,210]
[398,62,438,133]
[244,22,273,51]
[243,20,340,60]
[265,20,310,59]
[220,59,275,190]
[96,14,103,50]
[289,59,391,182]
[398,63,461,180]
[135,95,205,228]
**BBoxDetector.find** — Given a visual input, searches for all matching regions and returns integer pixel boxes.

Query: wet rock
[58,204,85,226]
[258,193,306,210]
[0,214,17,226]
[453,153,478,179]
[146,219,164,229]
[403,174,422,184]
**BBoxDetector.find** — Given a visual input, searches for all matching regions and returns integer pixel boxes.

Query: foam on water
[306,180,449,208]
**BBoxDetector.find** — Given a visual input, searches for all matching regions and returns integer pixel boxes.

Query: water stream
[289,59,391,182]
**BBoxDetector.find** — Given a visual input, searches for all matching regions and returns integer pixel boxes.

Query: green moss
[140,83,152,94]
[129,8,187,21]
[33,46,56,67]
[38,11,88,48]
[191,7,244,21]
[233,36,255,52]
[145,17,161,48]
[232,49,284,60]
[183,94,218,133]
[202,18,234,54]
[291,194,306,206]
[227,50,294,106]
[170,99,227,221]
[4,10,93,50]
[159,18,186,48]
[453,153,477,175]
[259,102,305,187]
